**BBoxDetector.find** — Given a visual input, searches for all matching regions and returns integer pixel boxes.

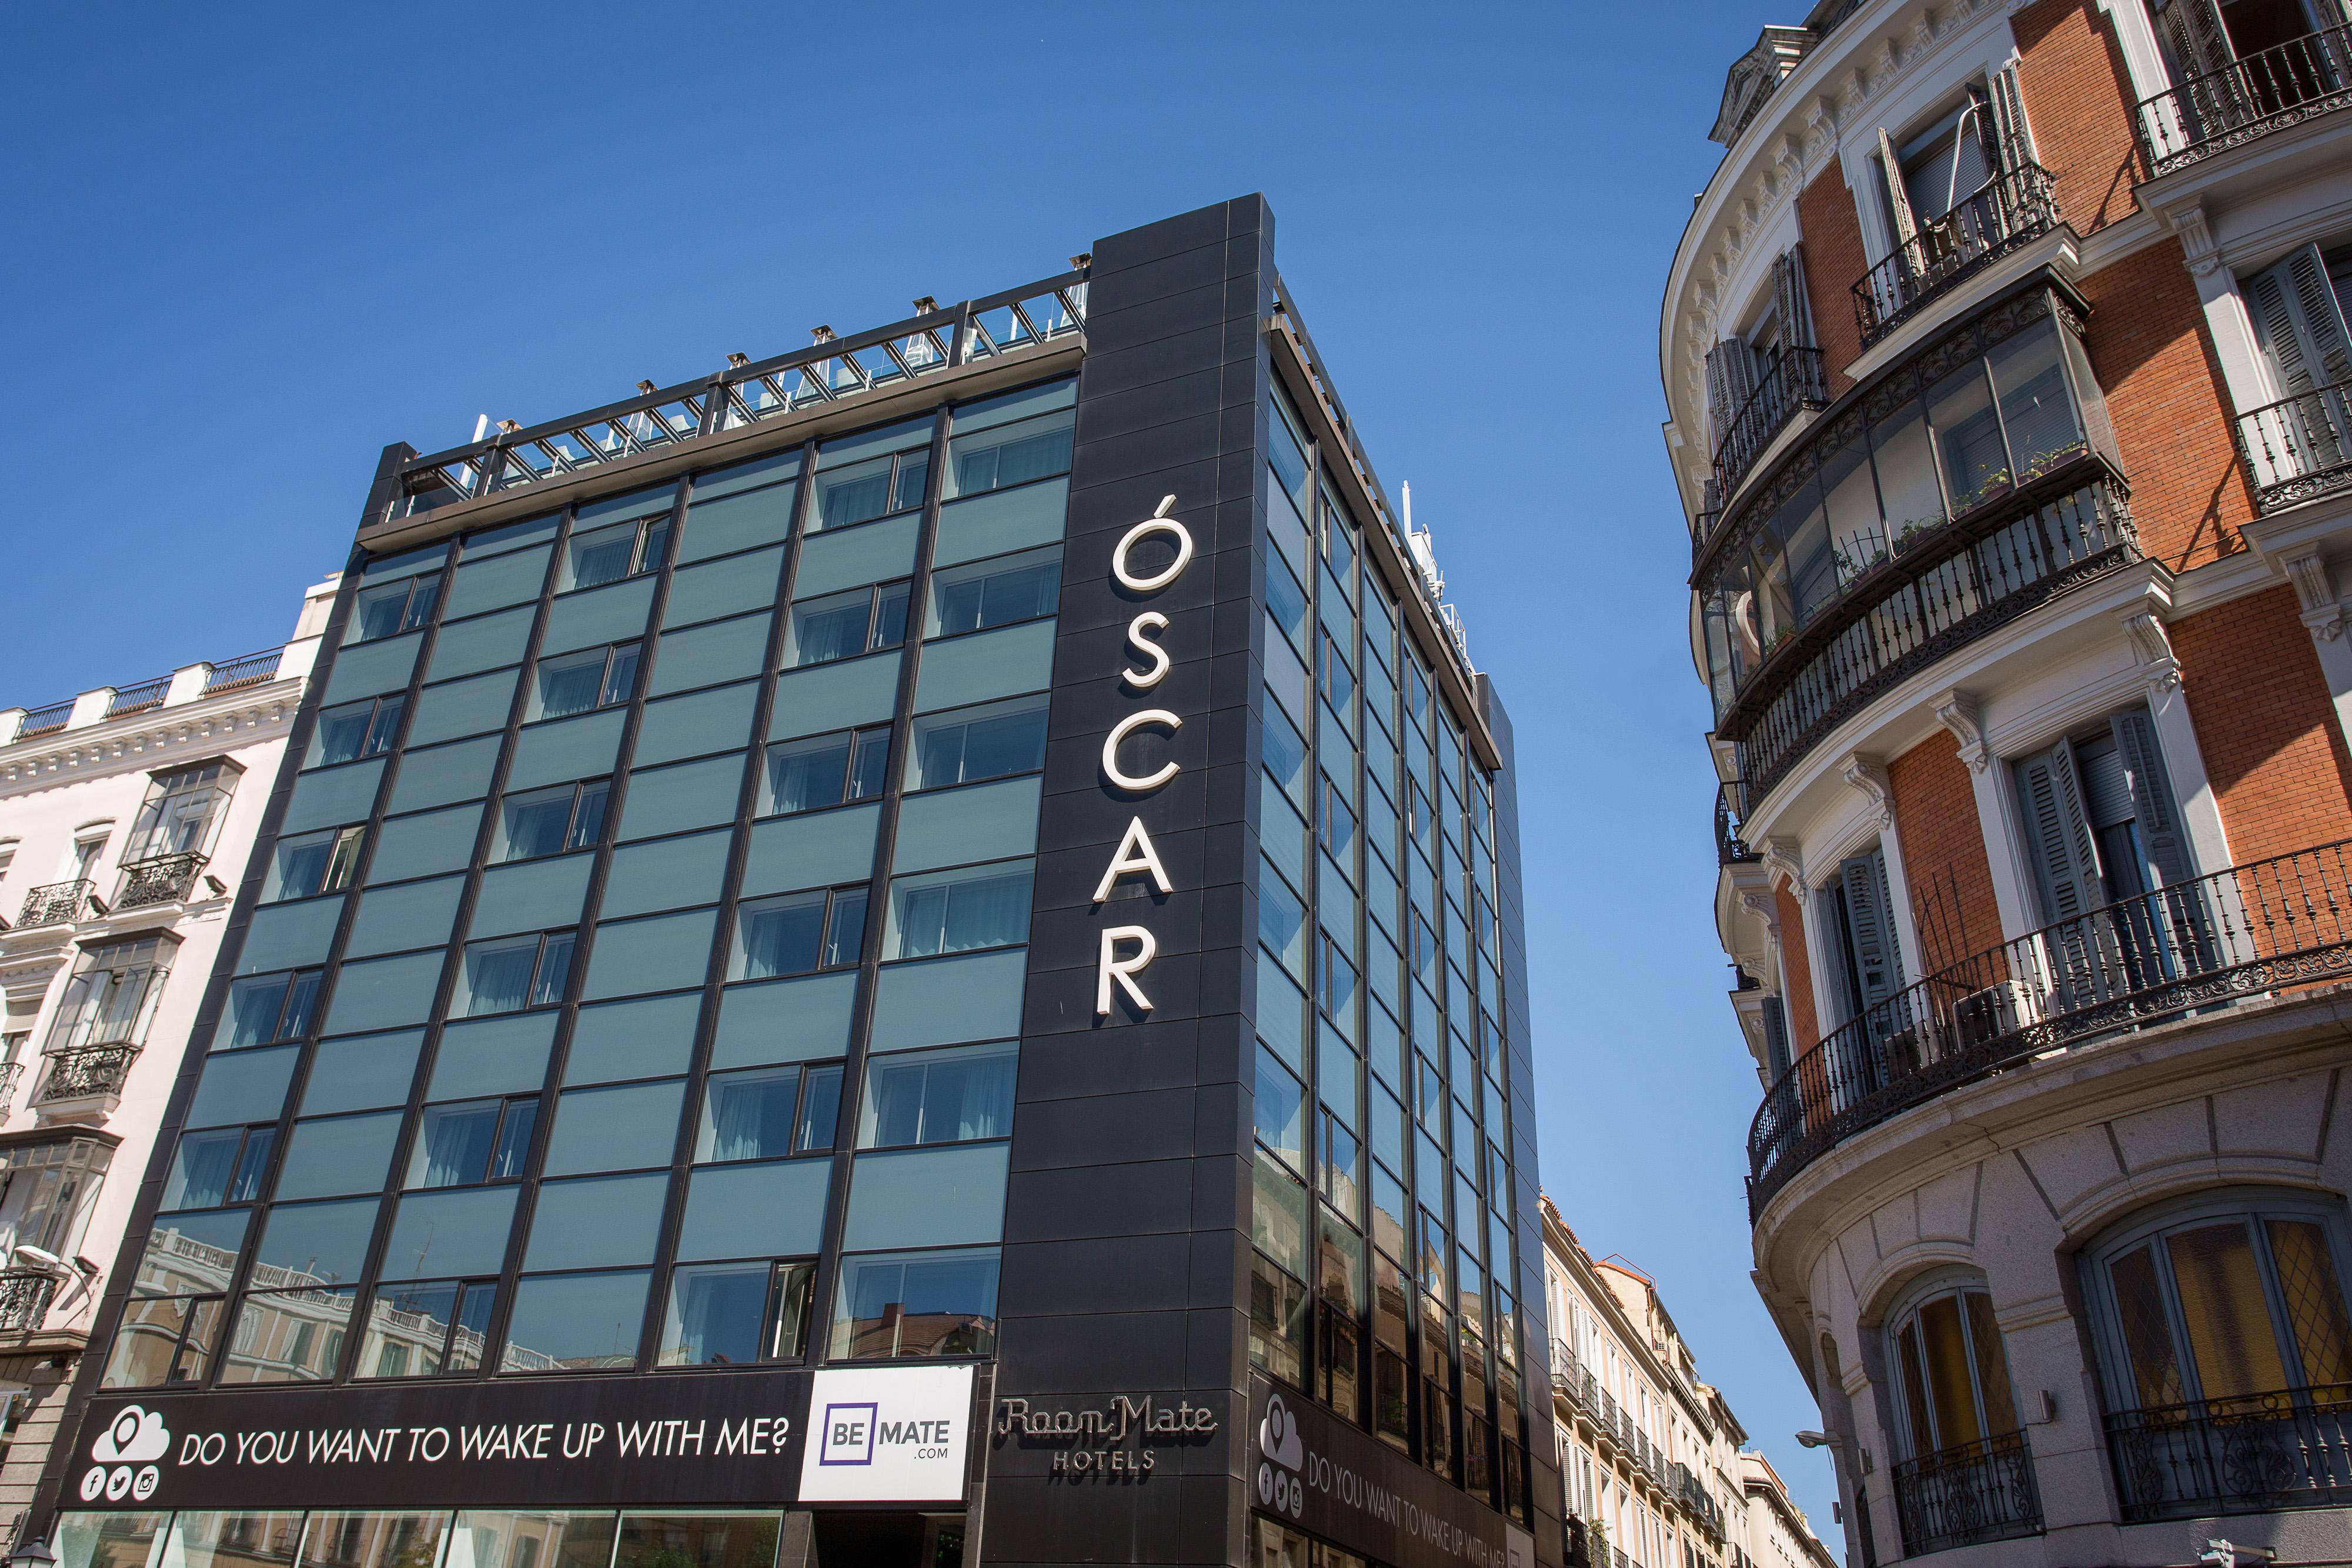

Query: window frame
[455,930,577,1017]
[784,580,913,668]
[527,641,643,723]
[348,571,443,646]
[559,510,673,595]
[495,779,613,862]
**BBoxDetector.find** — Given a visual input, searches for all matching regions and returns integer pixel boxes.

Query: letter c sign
[1097,496,1194,1018]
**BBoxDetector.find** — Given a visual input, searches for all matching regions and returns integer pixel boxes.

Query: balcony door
[2088,1193,2352,1413]
[125,761,239,862]
[1889,1281,2023,1462]
[2246,244,2352,479]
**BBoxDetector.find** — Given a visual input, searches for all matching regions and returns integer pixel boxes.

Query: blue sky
[0,0,1840,1537]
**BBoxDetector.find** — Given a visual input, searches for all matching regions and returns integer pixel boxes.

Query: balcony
[105,677,170,719]
[202,647,284,696]
[2135,23,2352,179]
[1718,786,1762,867]
[0,1269,58,1334]
[1852,164,2060,349]
[115,852,209,911]
[18,881,102,929]
[1749,838,2352,1215]
[1892,1430,2044,1554]
[1727,461,2137,803]
[16,700,72,741]
[36,1042,140,1116]
[1710,347,1827,511]
[2237,373,2352,514]
[2107,1385,2352,1520]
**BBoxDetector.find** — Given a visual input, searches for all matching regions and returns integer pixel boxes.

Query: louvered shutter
[2109,708,2193,887]
[1876,126,1919,252]
[2249,246,2352,470]
[1774,248,1816,353]
[1705,340,1735,452]
[1840,847,1903,1011]
[1761,995,1793,1080]
[2018,738,2106,923]
[1988,63,2039,173]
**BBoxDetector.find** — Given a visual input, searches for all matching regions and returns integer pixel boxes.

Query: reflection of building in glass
[39,196,1559,1568]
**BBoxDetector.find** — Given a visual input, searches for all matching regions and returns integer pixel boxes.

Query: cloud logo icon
[93,1406,169,1464]
[1258,1395,1302,1470]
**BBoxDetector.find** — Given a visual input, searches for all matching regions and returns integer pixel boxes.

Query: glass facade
[101,377,1075,1396]
[1251,384,1528,1518]
[48,198,1552,1568]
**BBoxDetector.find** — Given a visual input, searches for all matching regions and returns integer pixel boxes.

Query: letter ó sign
[1098,496,1192,1018]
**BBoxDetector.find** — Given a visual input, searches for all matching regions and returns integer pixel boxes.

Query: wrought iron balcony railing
[203,646,284,696]
[1710,347,1827,510]
[18,880,101,928]
[16,700,72,741]
[36,1042,141,1105]
[2136,23,2352,178]
[2237,373,2352,515]
[115,853,209,911]
[0,1061,22,1116]
[105,677,170,719]
[1749,838,2352,1214]
[0,1269,58,1333]
[2108,1383,2352,1520]
[1718,784,1761,867]
[1892,1430,2043,1554]
[1727,463,2136,804]
[1853,163,2060,349]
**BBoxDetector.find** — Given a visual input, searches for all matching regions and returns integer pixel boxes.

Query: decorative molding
[2120,608,2183,693]
[1932,689,1991,774]
[2164,201,2223,278]
[1840,753,1897,831]
[0,686,296,790]
[2283,551,2346,641]
[1763,836,1809,902]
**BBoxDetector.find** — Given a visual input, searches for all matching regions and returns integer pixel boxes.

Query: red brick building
[1665,0,2352,1561]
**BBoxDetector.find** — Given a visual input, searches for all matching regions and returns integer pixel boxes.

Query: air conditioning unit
[1953,980,2040,1049]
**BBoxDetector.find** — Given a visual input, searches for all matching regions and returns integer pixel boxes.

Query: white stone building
[0,576,333,1526]
[1736,1453,1839,1568]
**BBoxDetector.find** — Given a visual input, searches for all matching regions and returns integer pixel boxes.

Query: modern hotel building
[1666,0,2352,1563]
[28,197,1557,1568]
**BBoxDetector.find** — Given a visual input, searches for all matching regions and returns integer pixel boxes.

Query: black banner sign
[66,1372,811,1510]
[1247,1372,1529,1568]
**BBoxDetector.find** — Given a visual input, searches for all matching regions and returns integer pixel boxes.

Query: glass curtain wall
[1250,383,1528,1523]
[97,378,1075,1393]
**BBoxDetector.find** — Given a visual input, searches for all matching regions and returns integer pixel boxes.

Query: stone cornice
[0,676,300,791]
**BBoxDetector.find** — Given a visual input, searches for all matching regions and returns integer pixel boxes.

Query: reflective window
[942,406,1073,499]
[500,1269,650,1373]
[785,583,910,666]
[857,1042,1015,1149]
[696,1065,843,1162]
[310,697,407,768]
[543,1081,687,1176]
[760,728,888,815]
[496,781,611,861]
[926,546,1061,638]
[264,827,364,903]
[904,696,1047,790]
[813,440,930,532]
[882,860,1033,959]
[407,1097,539,1188]
[356,1278,500,1378]
[731,889,867,980]
[659,1259,816,1366]
[830,1246,998,1359]
[562,511,673,593]
[530,643,642,721]
[350,574,442,644]
[221,969,322,1051]
[456,931,575,1015]
[164,1125,276,1210]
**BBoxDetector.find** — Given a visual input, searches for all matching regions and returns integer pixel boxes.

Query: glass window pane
[501,1270,650,1372]
[657,1263,774,1369]
[382,1187,519,1282]
[2167,1221,2291,1400]
[603,831,731,920]
[188,1044,298,1125]
[274,1112,402,1201]
[523,1173,669,1271]
[427,607,533,684]
[583,909,718,1001]
[675,1159,830,1262]
[567,994,700,1086]
[636,683,758,767]
[368,805,481,885]
[829,1246,998,1359]
[446,546,552,618]
[543,1081,687,1175]
[613,1513,783,1568]
[387,737,500,817]
[679,480,797,563]
[883,861,1034,959]
[323,951,445,1035]
[943,407,1074,500]
[763,732,853,814]
[165,1516,306,1568]
[617,755,743,841]
[905,696,1048,790]
[253,1198,380,1287]
[857,1042,1017,1148]
[649,614,771,698]
[926,546,1061,638]
[444,1514,616,1568]
[733,894,827,981]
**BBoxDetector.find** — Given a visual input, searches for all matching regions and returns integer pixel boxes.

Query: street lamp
[1793,1430,1838,1449]
[9,1533,58,1568]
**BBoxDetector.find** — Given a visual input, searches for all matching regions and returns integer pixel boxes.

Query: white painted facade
[1738,1452,1839,1568]
[0,576,333,1527]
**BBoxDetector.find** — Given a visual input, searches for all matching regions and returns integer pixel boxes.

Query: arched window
[1885,1271,2022,1459]
[2084,1189,2352,1412]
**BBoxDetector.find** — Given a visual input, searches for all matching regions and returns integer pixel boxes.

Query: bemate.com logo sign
[81,1406,168,1503]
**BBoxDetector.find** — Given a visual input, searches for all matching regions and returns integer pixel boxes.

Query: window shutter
[1705,339,1759,454]
[2017,738,2106,922]
[2249,245,2352,467]
[1761,995,1793,1079]
[2109,708,2194,887]
[1988,62,2039,172]
[1839,846,1903,1011]
[1774,248,1815,351]
[1876,126,1919,252]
